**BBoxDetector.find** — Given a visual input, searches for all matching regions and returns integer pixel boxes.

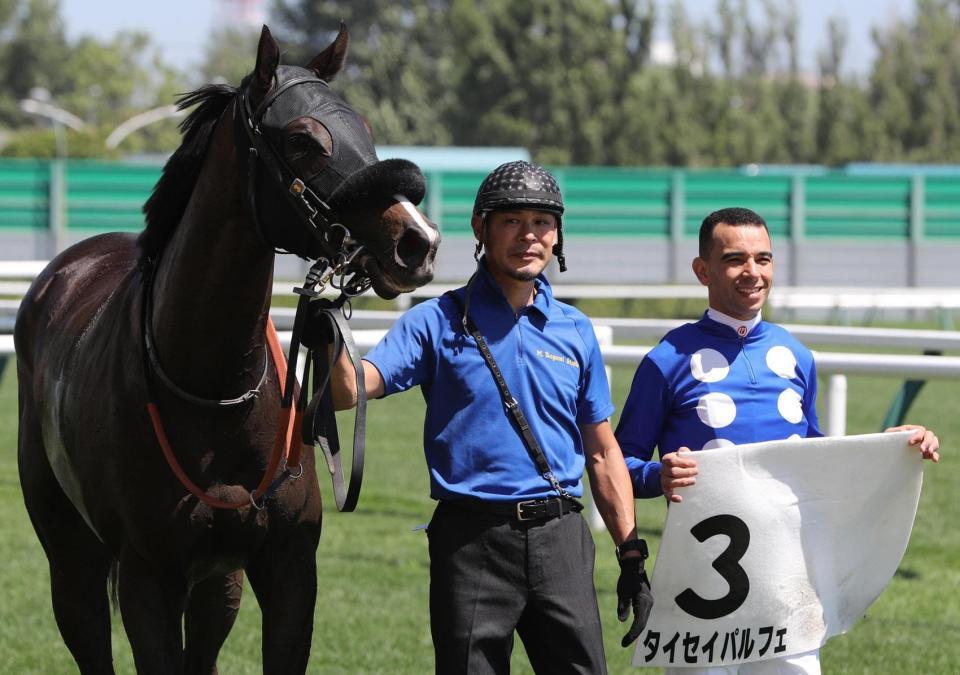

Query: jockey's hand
[885,424,940,463]
[617,549,654,647]
[661,449,698,503]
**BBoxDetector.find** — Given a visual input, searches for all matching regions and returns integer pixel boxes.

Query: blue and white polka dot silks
[615,310,822,498]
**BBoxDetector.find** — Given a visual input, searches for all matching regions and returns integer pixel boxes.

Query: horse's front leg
[118,546,188,675]
[183,570,244,675]
[246,526,321,675]
[19,395,117,675]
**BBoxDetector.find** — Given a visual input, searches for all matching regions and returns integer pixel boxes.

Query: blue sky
[60,0,914,76]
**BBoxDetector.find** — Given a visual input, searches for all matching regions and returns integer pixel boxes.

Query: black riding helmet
[472,160,567,272]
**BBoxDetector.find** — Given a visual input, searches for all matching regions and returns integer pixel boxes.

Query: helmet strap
[473,214,486,262]
[553,222,567,272]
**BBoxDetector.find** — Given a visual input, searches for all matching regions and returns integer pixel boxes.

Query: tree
[811,17,863,165]
[0,0,70,127]
[868,0,960,161]
[0,0,184,157]
[777,0,813,162]
[447,0,651,164]
[271,0,455,145]
[201,25,262,87]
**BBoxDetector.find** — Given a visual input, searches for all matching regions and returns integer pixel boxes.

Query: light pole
[105,105,185,150]
[18,88,84,257]
[17,93,188,256]
[19,88,88,158]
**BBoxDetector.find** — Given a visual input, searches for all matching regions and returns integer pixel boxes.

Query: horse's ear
[250,25,280,103]
[305,22,349,81]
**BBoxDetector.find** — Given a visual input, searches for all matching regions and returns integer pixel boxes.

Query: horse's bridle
[144,71,383,514]
[237,71,374,262]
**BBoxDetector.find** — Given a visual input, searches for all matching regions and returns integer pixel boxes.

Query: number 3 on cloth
[675,514,751,620]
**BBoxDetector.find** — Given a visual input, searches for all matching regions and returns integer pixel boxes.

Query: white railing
[6,322,954,434]
[4,261,958,318]
[269,328,960,433]
[267,281,960,315]
[5,310,958,532]
[268,309,960,352]
[4,262,959,439]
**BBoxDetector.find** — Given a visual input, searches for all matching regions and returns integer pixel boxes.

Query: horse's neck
[151,116,275,399]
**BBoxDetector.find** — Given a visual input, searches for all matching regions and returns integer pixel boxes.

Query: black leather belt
[445,497,583,522]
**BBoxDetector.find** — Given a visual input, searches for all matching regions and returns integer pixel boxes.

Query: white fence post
[826,374,848,437]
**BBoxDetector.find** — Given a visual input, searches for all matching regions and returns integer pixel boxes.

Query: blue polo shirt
[363,263,614,502]
[615,311,821,498]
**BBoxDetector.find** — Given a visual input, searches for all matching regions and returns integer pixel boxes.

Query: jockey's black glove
[617,550,654,647]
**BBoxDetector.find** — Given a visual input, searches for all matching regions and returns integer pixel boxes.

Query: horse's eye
[288,133,332,159]
[288,133,314,149]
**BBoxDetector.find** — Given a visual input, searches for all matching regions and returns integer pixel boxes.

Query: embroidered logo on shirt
[536,349,579,368]
[737,325,748,337]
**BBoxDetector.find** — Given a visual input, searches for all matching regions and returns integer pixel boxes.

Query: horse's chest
[137,499,272,574]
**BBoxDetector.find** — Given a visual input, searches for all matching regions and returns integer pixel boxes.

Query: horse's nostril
[395,226,428,270]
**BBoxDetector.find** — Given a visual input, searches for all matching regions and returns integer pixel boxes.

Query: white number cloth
[634,431,923,668]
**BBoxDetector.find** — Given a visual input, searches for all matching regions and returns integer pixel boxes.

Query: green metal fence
[1,158,958,241]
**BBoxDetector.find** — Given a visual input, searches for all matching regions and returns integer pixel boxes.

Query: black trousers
[427,501,607,675]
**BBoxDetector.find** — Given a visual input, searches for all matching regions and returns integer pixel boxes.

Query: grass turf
[0,354,956,673]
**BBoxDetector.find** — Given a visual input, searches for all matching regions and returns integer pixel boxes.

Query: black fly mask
[240,64,427,269]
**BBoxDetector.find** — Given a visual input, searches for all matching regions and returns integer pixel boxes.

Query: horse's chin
[358,255,415,300]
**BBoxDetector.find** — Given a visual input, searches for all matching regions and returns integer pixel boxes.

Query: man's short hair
[699,207,769,259]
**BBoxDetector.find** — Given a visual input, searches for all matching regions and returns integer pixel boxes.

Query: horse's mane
[138,84,239,264]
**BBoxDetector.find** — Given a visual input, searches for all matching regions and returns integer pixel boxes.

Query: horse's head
[240,25,440,298]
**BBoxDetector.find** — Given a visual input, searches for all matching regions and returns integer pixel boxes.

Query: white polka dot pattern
[702,438,735,450]
[625,320,817,473]
[690,348,730,383]
[766,346,798,379]
[777,388,803,424]
[696,392,737,428]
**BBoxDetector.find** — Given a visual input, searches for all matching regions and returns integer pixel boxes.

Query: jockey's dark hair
[699,207,769,259]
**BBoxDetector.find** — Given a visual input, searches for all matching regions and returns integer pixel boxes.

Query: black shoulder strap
[444,289,572,500]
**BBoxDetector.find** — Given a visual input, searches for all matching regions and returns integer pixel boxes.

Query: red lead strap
[148,318,302,510]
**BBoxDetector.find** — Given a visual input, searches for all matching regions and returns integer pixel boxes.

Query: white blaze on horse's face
[393,194,439,249]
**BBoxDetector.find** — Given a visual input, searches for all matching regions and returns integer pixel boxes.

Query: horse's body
[16,26,438,674]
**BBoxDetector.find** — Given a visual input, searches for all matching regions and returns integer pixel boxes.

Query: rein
[142,254,369,512]
[143,72,384,512]
[143,267,270,408]
[283,254,369,512]
[146,319,300,511]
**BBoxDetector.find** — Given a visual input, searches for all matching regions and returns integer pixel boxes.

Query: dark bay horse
[15,25,439,674]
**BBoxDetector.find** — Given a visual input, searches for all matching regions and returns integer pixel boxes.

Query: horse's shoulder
[18,233,140,344]
[30,232,137,295]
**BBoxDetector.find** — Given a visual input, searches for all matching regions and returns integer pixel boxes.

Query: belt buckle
[515,499,539,521]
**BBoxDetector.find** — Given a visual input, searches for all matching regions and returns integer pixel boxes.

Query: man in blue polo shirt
[615,206,940,675]
[331,161,652,674]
